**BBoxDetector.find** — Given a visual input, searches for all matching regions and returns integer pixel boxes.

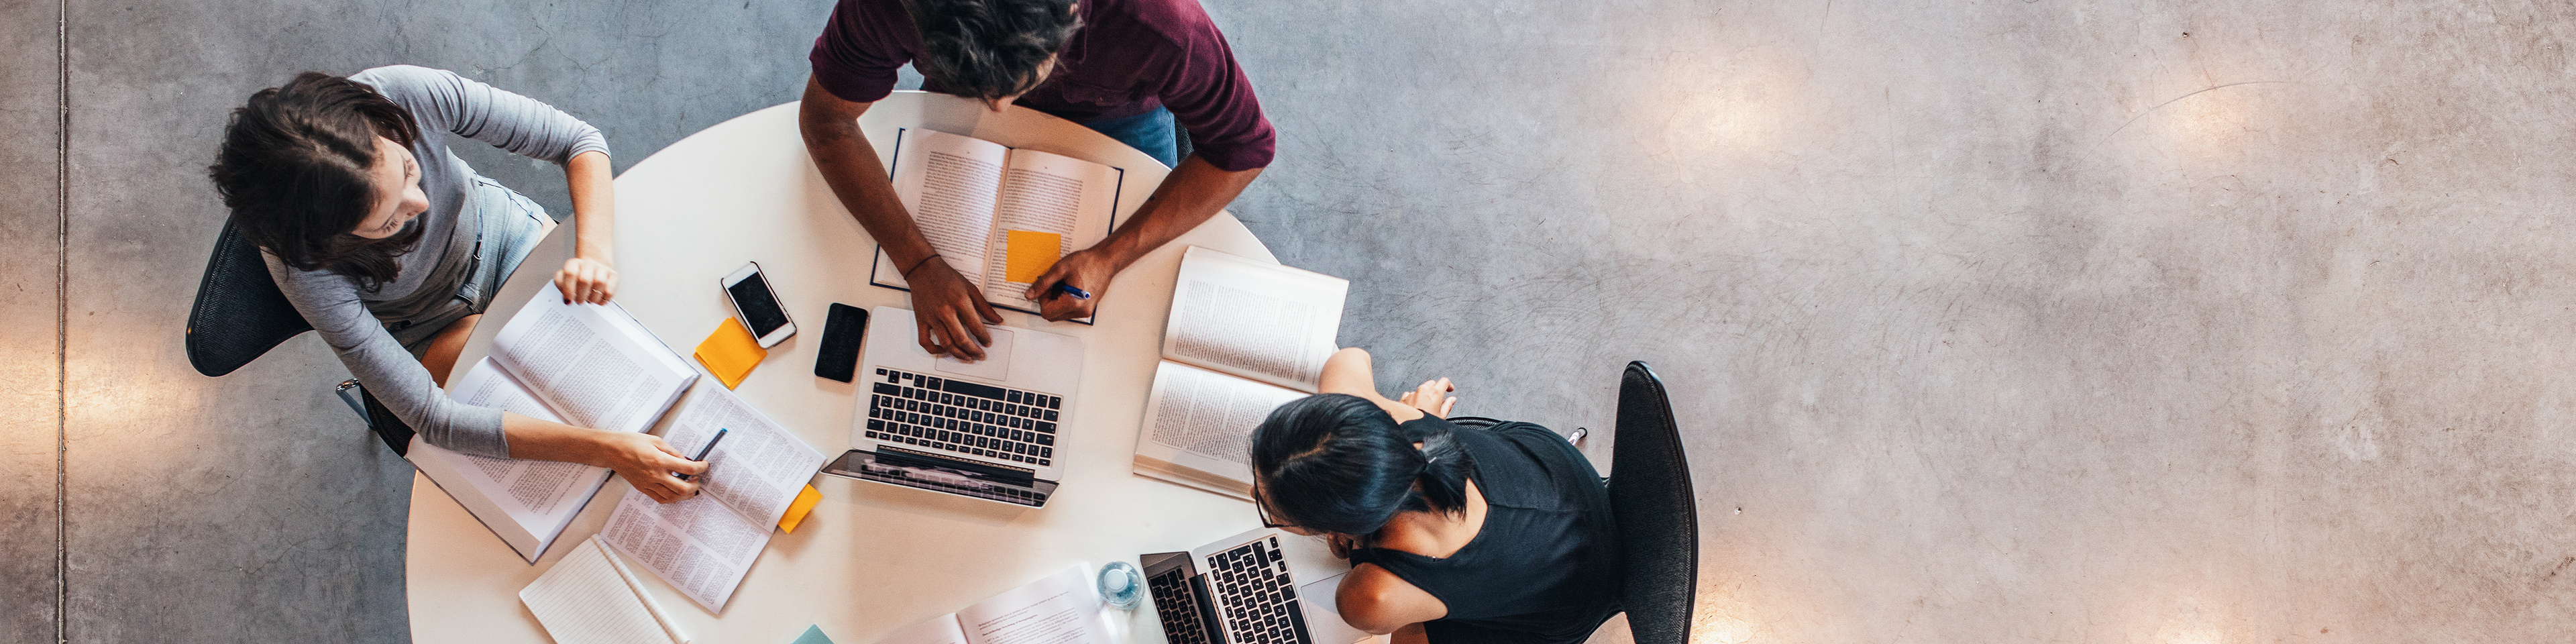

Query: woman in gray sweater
[209,66,704,502]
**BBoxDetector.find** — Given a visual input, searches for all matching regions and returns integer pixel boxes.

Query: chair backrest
[1608,361,1697,644]
[185,217,312,377]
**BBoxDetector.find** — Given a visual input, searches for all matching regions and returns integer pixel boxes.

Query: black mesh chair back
[185,217,312,377]
[1609,361,1697,644]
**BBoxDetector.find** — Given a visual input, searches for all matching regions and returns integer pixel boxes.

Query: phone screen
[728,272,791,337]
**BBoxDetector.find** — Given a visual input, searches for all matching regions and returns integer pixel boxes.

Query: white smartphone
[722,262,796,348]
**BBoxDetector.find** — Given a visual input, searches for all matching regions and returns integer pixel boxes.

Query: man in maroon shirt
[800,0,1275,361]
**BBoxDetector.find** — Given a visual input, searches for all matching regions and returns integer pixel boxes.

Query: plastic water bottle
[1098,561,1145,610]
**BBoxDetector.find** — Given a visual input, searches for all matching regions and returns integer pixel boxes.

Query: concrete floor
[10,0,2576,641]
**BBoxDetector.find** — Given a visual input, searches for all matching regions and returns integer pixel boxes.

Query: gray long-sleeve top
[264,65,610,458]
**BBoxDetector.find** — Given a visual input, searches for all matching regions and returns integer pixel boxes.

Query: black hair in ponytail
[1250,394,1476,537]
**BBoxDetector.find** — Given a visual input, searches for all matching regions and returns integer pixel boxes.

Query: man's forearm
[798,104,940,267]
[1094,155,1263,269]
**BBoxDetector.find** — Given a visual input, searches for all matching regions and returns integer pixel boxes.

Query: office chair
[186,217,417,456]
[1608,361,1697,644]
[184,217,312,378]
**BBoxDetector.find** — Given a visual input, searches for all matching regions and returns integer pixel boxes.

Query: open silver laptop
[1141,528,1374,644]
[822,307,1083,507]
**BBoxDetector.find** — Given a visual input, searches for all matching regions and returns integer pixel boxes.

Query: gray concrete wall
[12,0,2576,641]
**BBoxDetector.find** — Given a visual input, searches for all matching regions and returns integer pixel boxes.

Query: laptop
[821,307,1083,507]
[1141,528,1375,644]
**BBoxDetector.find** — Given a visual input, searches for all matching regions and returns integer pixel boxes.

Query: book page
[1162,247,1350,391]
[871,615,971,644]
[600,488,770,612]
[955,567,1115,644]
[519,538,681,644]
[440,360,612,518]
[490,282,698,435]
[658,384,830,527]
[1137,361,1307,489]
[877,127,1010,288]
[979,148,1121,315]
[407,358,615,561]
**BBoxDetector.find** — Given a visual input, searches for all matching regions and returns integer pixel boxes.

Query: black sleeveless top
[1346,417,1622,644]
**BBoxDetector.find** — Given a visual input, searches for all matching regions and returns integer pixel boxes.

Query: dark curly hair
[209,72,424,290]
[902,0,1082,101]
[1250,394,1476,537]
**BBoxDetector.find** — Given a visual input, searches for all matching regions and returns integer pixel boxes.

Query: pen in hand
[1052,283,1091,301]
[676,428,729,482]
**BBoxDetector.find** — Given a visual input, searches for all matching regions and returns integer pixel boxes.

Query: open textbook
[869,567,1116,644]
[1133,247,1350,500]
[869,127,1124,321]
[600,383,828,612]
[409,282,700,562]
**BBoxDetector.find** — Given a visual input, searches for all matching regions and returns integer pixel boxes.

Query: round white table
[407,91,1281,644]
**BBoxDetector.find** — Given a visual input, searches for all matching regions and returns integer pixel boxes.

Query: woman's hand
[1397,378,1456,419]
[1022,248,1121,321]
[554,256,619,305]
[589,431,708,504]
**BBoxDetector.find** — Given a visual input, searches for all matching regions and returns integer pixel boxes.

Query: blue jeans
[1081,107,1179,168]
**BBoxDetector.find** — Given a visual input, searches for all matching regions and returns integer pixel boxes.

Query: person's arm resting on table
[799,77,1006,361]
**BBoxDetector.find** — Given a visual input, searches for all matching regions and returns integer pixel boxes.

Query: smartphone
[721,262,796,348]
[814,303,868,382]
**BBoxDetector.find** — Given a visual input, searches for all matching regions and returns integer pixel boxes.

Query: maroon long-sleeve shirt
[809,0,1277,171]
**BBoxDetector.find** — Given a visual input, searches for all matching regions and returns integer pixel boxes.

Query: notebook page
[600,488,769,612]
[980,148,1120,313]
[657,384,830,527]
[490,282,697,434]
[879,127,1009,287]
[1161,247,1350,392]
[955,567,1115,644]
[519,539,680,644]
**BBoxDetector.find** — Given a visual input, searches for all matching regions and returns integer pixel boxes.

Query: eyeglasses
[1252,480,1290,529]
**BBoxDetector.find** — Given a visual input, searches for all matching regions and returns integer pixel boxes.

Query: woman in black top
[1250,348,1622,644]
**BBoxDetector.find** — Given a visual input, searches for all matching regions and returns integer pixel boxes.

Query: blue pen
[676,428,729,482]
[1054,283,1093,300]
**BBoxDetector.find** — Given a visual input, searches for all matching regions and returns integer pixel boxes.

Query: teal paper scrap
[790,625,835,644]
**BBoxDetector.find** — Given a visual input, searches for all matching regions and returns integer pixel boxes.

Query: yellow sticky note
[777,484,823,533]
[694,317,767,389]
[1004,230,1064,283]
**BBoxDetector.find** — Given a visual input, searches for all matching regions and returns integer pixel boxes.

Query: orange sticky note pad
[777,484,823,533]
[694,317,767,389]
[1004,230,1063,283]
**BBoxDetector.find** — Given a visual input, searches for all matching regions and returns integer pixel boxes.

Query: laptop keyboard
[1148,564,1219,644]
[1210,537,1311,644]
[862,368,1061,468]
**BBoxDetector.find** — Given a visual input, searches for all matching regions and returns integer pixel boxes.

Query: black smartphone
[815,303,868,382]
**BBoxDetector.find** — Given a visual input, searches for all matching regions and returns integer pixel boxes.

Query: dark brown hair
[209,72,424,290]
[902,0,1081,101]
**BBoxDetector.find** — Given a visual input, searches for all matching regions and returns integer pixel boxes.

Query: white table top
[409,91,1282,644]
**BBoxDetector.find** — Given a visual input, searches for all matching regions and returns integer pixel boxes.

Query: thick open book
[600,383,828,612]
[869,567,1116,644]
[869,127,1124,322]
[1132,247,1350,500]
[410,282,700,562]
[519,536,688,644]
